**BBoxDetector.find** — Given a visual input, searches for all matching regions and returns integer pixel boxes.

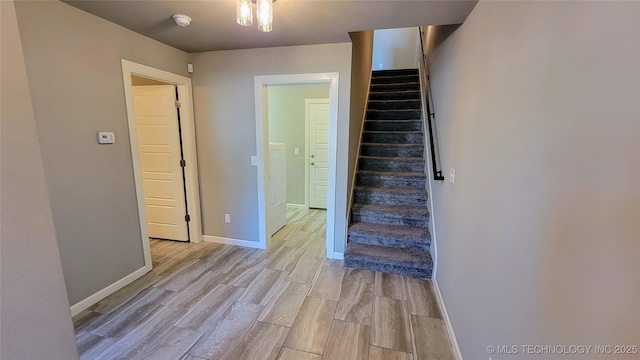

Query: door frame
[254,73,339,256]
[121,59,203,269]
[305,98,330,209]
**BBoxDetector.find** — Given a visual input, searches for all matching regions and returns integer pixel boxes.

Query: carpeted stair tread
[357,170,426,178]
[344,243,432,278]
[351,204,429,228]
[353,186,428,206]
[364,120,422,131]
[358,156,424,172]
[356,170,426,188]
[369,90,420,101]
[348,221,431,243]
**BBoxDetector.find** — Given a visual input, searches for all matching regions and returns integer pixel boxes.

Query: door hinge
[180,159,186,167]
[175,100,181,108]
[185,214,191,222]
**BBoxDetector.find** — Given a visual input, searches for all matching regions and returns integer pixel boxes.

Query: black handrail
[418,27,445,181]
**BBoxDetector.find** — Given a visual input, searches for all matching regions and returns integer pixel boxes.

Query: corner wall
[347,31,374,208]
[0,1,79,358]
[14,0,190,305]
[428,1,640,358]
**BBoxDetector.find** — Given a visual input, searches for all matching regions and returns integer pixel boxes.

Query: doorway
[254,73,339,258]
[265,85,330,239]
[131,77,189,242]
[122,60,203,270]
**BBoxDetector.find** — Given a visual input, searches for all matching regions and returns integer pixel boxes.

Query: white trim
[418,64,439,279]
[332,252,344,260]
[70,265,150,316]
[286,203,308,211]
[254,73,340,258]
[432,279,463,360]
[203,235,264,249]
[305,98,330,210]
[121,60,204,260]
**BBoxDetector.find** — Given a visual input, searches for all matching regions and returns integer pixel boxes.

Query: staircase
[344,69,433,278]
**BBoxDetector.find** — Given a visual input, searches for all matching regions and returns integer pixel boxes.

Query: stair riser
[371,75,419,85]
[372,69,419,77]
[360,144,423,157]
[367,101,421,110]
[351,211,429,228]
[343,258,432,278]
[347,233,430,251]
[359,158,424,172]
[370,83,420,92]
[367,110,421,120]
[356,175,425,188]
[369,92,420,101]
[365,121,422,132]
[353,192,427,206]
[362,132,423,144]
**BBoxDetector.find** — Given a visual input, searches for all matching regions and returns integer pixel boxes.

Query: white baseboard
[286,203,308,210]
[203,235,265,249]
[432,279,463,360]
[70,265,151,316]
[332,252,344,260]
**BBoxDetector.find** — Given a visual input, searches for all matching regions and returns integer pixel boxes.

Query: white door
[269,143,287,236]
[306,99,330,209]
[133,85,189,241]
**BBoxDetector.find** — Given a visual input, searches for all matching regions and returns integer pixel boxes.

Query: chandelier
[236,0,276,32]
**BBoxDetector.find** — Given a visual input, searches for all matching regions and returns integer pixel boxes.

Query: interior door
[269,143,287,236]
[133,85,189,241]
[307,99,330,209]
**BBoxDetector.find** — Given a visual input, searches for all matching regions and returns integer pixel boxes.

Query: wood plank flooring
[73,206,453,360]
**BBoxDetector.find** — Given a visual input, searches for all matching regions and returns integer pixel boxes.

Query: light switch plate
[97,132,115,144]
[449,168,455,184]
[294,148,299,155]
[251,156,257,166]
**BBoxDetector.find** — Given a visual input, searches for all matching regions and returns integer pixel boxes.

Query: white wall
[0,1,79,358]
[268,84,330,206]
[191,43,352,252]
[372,27,420,70]
[428,1,640,358]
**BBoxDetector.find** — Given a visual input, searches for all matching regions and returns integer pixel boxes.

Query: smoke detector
[172,14,192,27]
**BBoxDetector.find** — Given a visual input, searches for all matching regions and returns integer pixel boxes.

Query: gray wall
[0,1,79,358]
[372,27,419,70]
[15,0,190,305]
[428,1,640,358]
[267,84,330,206]
[347,31,374,207]
[191,43,352,252]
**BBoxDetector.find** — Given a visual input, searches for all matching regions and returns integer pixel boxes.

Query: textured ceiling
[62,0,477,53]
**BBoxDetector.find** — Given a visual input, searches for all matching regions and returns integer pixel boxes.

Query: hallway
[73,208,452,359]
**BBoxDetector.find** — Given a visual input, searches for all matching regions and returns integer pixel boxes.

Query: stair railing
[418,27,445,181]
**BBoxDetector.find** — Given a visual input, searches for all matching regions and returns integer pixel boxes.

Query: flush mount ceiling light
[237,0,276,32]
[172,14,192,27]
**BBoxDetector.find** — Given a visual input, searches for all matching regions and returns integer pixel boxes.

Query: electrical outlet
[449,168,455,184]
[224,214,231,223]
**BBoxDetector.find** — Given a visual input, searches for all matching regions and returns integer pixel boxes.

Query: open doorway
[265,84,330,250]
[254,73,340,258]
[121,60,202,271]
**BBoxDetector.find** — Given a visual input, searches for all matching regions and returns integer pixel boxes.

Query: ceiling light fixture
[236,0,276,32]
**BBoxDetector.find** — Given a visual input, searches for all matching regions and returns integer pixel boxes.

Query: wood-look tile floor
[73,207,453,360]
